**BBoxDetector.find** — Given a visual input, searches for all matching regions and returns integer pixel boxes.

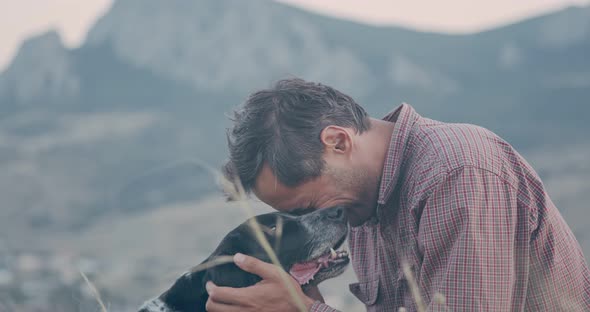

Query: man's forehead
[253,164,308,212]
[254,187,304,212]
[254,165,284,197]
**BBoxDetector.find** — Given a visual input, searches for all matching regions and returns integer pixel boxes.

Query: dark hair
[223,78,370,195]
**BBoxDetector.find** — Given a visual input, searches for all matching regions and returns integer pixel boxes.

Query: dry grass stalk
[77,158,307,312]
[223,172,308,312]
[401,261,426,312]
[189,161,307,311]
[80,270,108,312]
[189,255,235,273]
[433,292,447,306]
[273,215,284,253]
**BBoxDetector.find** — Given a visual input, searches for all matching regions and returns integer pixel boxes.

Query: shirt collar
[377,103,421,205]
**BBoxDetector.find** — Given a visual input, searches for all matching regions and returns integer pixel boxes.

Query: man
[205,78,590,311]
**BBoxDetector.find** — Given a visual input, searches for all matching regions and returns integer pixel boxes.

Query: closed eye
[288,207,315,216]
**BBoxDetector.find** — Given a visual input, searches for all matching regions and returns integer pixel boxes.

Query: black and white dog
[138,206,350,312]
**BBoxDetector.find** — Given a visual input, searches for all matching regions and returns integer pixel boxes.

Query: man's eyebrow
[288,207,315,216]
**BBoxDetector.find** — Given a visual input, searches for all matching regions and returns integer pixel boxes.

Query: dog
[138,206,350,312]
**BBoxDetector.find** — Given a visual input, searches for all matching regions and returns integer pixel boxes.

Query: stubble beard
[328,165,379,226]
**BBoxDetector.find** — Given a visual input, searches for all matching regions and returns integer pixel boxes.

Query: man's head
[224,78,384,226]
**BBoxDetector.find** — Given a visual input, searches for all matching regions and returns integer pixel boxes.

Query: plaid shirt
[311,104,590,312]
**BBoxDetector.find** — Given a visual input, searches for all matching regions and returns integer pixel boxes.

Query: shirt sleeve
[417,166,527,311]
[309,301,340,312]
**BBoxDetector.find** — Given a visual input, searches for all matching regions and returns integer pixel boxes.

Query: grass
[79,270,108,312]
[402,261,426,312]
[77,163,309,312]
[75,162,448,312]
[215,171,309,312]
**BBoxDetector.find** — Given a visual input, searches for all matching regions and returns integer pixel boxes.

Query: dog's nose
[325,206,345,222]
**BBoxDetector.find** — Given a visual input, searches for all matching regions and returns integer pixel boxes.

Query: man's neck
[350,117,396,213]
[365,118,396,178]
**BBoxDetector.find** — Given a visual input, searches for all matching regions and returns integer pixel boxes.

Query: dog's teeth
[335,250,349,258]
[330,248,337,258]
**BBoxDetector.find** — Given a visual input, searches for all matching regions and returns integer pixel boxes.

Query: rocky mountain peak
[0,30,79,105]
[84,0,374,96]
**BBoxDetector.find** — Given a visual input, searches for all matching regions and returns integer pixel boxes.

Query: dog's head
[139,206,349,312]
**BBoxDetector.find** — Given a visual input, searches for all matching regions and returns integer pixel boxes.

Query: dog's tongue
[289,254,331,285]
[289,262,321,285]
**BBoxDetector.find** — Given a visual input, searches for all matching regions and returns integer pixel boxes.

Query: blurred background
[0,0,589,311]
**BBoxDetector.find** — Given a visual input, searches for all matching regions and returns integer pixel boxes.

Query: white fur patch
[138,297,173,312]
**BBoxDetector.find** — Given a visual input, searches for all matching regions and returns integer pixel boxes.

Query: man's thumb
[234,253,279,281]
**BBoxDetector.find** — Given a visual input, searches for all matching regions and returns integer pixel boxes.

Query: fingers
[205,298,245,312]
[233,253,280,281]
[206,281,251,305]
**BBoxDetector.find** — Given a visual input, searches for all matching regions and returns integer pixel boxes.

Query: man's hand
[205,253,317,312]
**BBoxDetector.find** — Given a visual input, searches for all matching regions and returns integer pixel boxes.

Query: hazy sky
[0,0,588,70]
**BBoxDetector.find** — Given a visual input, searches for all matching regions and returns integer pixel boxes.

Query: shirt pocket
[349,279,380,306]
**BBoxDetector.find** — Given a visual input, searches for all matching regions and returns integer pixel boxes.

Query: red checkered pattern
[311,104,590,311]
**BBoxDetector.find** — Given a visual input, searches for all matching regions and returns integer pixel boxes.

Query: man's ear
[320,126,353,156]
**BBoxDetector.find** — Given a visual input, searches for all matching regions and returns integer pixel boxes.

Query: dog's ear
[206,262,261,289]
[205,232,264,288]
[160,267,209,312]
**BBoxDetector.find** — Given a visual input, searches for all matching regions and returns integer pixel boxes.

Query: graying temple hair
[223,78,370,196]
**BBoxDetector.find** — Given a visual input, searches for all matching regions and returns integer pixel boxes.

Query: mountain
[82,1,590,146]
[0,1,588,310]
[1,0,589,258]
